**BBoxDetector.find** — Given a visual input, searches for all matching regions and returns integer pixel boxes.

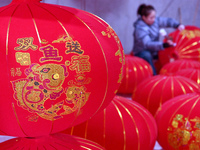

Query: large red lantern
[175,68,200,85]
[117,55,153,94]
[159,59,200,75]
[155,93,200,150]
[0,133,106,150]
[0,0,124,137]
[61,96,158,150]
[132,75,200,116]
[159,26,200,66]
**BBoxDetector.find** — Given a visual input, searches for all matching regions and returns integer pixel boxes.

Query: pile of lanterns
[1,0,200,150]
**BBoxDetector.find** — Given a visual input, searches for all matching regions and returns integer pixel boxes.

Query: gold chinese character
[69,55,91,73]
[10,68,22,77]
[15,37,38,51]
[10,68,15,77]
[66,41,84,54]
[15,68,22,76]
[40,44,62,62]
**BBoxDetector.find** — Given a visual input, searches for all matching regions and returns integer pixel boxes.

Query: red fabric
[0,0,124,137]
[159,26,200,66]
[0,133,105,150]
[117,55,153,94]
[61,96,158,150]
[132,75,200,116]
[175,68,200,85]
[155,93,200,150]
[159,59,200,75]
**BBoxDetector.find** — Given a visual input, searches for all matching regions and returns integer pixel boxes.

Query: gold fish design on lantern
[11,63,68,120]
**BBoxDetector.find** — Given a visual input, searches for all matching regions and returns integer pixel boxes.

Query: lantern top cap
[11,0,41,3]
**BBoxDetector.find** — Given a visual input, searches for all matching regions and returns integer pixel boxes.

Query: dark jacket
[133,17,180,55]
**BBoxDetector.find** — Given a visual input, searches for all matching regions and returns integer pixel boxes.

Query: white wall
[1,0,200,54]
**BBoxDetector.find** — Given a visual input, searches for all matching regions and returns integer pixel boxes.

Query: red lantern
[175,68,200,85]
[61,96,158,150]
[155,93,200,150]
[0,133,106,150]
[159,59,200,75]
[132,75,200,116]
[0,0,124,137]
[159,26,200,66]
[117,55,153,94]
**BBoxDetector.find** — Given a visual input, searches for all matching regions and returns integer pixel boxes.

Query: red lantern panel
[0,0,124,137]
[175,68,200,85]
[155,93,200,150]
[117,55,153,94]
[159,59,200,75]
[61,96,158,150]
[0,133,106,150]
[132,75,200,116]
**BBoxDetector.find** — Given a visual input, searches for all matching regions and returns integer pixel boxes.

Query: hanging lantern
[61,96,158,150]
[175,68,200,85]
[159,59,200,75]
[0,0,124,137]
[159,26,200,66]
[117,55,153,94]
[155,93,200,150]
[132,75,200,116]
[0,133,106,150]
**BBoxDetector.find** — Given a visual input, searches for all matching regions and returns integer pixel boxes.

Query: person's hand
[163,39,176,48]
[166,39,175,46]
[178,24,185,31]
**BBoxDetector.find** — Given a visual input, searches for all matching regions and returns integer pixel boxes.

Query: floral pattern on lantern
[155,93,200,150]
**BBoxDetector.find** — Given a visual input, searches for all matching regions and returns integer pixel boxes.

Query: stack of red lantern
[132,75,199,116]
[0,0,124,148]
[154,26,200,150]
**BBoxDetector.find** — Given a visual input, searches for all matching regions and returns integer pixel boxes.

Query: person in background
[132,4,185,75]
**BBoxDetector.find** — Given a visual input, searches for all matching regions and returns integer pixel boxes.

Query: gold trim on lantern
[6,5,20,55]
[34,3,71,38]
[103,109,106,148]
[116,99,141,150]
[27,4,42,44]
[112,101,126,150]
[12,103,28,136]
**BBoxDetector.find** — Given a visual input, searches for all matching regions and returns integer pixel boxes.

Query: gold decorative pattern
[15,52,31,66]
[168,114,200,149]
[181,29,200,39]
